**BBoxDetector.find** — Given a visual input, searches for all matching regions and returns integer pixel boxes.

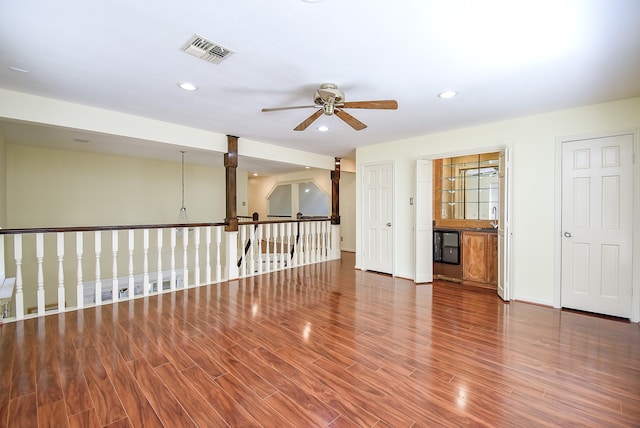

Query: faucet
[491,206,499,229]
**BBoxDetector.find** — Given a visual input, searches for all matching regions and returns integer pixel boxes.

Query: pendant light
[177,151,189,234]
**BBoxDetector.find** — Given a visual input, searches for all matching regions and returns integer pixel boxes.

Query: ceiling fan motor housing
[314,83,345,105]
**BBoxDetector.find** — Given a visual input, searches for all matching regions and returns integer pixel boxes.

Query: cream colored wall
[0,132,6,228]
[6,144,234,228]
[247,169,332,219]
[0,89,336,172]
[247,168,356,251]
[356,97,640,309]
[339,171,356,251]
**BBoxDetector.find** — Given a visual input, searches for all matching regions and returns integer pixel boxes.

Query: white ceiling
[1,0,639,172]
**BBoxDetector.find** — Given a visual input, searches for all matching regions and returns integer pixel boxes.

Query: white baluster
[128,230,134,299]
[182,226,189,287]
[215,227,221,282]
[256,224,263,274]
[279,223,287,269]
[272,224,279,271]
[94,231,102,305]
[317,222,322,261]
[294,223,301,266]
[322,221,328,261]
[306,223,313,264]
[306,223,312,265]
[156,229,163,293]
[311,221,320,263]
[308,223,313,265]
[288,223,296,268]
[57,232,65,312]
[285,223,292,266]
[14,234,24,319]
[205,227,212,284]
[239,224,246,277]
[36,233,45,315]
[249,225,255,275]
[194,227,200,287]
[324,221,328,259]
[112,231,119,302]
[76,232,83,309]
[264,223,271,272]
[327,221,333,260]
[170,228,177,290]
[300,222,307,265]
[143,229,149,295]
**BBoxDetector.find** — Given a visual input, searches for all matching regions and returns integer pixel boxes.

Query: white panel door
[363,162,393,274]
[497,148,512,301]
[561,134,633,318]
[415,160,433,283]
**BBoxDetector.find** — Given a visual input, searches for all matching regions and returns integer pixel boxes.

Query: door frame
[418,145,514,298]
[554,130,640,322]
[361,160,395,275]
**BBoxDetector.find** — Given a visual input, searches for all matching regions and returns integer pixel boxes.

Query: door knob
[386,222,392,227]
[564,232,572,237]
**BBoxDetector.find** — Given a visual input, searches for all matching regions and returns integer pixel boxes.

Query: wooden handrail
[0,217,330,235]
[0,222,226,235]
[238,217,330,225]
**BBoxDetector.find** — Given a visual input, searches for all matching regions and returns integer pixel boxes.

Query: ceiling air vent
[181,34,234,65]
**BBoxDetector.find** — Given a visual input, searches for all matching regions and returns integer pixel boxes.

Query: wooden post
[225,135,239,232]
[331,157,341,225]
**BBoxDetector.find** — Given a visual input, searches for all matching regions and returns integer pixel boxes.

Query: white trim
[418,144,515,299]
[415,159,433,283]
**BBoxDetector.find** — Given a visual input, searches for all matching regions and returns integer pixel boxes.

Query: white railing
[236,219,334,278]
[0,218,339,322]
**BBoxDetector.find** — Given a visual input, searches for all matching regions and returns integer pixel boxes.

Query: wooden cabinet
[462,231,498,288]
[486,233,498,286]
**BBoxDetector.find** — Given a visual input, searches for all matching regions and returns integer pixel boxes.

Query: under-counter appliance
[433,230,460,264]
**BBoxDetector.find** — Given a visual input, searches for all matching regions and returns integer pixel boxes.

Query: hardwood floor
[1,252,639,427]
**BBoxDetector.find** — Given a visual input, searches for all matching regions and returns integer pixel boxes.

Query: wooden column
[225,135,238,232]
[331,157,341,225]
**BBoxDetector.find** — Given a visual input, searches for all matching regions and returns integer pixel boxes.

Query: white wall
[339,171,356,252]
[0,132,6,228]
[248,169,331,219]
[356,97,640,309]
[6,144,241,228]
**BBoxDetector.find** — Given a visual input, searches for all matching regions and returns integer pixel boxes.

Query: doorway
[416,148,512,299]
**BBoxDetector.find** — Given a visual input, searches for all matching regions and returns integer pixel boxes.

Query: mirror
[437,152,499,221]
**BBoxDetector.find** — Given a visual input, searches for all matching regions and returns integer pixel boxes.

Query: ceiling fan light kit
[262,83,398,131]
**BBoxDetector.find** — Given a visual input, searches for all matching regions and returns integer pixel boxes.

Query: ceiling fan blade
[294,109,324,131]
[261,105,318,112]
[340,100,398,110]
[334,109,367,131]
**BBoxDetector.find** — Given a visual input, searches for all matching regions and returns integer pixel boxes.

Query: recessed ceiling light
[178,82,198,91]
[305,166,311,169]
[252,173,259,177]
[317,125,329,132]
[438,91,457,99]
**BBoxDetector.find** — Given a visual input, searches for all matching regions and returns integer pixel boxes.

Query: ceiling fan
[261,83,398,131]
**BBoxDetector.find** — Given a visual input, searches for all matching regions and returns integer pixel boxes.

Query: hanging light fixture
[177,151,189,234]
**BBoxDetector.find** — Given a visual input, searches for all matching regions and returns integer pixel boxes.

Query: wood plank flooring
[1,252,639,427]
